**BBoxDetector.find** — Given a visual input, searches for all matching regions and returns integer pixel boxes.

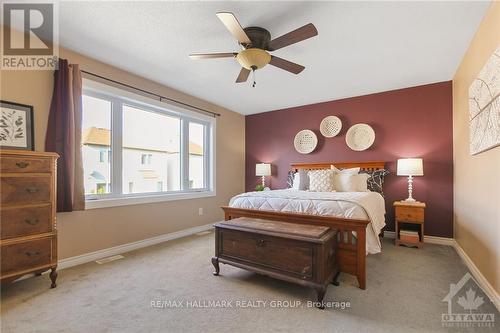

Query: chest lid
[216,217,332,239]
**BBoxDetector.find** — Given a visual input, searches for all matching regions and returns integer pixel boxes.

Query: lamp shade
[397,158,423,176]
[255,163,271,176]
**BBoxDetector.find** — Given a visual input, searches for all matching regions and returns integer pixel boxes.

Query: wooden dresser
[0,150,59,288]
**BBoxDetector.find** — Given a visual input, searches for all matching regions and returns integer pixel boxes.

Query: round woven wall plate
[346,124,375,151]
[294,130,318,154]
[320,116,342,138]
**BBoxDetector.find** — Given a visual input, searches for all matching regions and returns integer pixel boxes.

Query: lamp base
[405,175,417,203]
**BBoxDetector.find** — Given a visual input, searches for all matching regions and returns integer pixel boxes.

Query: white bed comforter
[229,189,386,254]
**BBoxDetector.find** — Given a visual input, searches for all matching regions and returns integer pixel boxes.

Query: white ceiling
[59,1,490,115]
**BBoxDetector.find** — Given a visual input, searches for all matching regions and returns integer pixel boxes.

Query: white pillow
[352,173,370,191]
[308,169,335,192]
[334,173,370,192]
[330,165,360,174]
[298,169,310,190]
[292,172,300,190]
[330,166,367,192]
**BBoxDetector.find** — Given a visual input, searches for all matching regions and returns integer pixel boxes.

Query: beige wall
[453,2,500,294]
[1,48,245,259]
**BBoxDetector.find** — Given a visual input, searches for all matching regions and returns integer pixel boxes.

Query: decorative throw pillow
[308,169,335,192]
[333,173,370,192]
[287,171,307,190]
[331,166,359,191]
[331,165,360,174]
[360,169,390,195]
[298,169,310,190]
[286,171,295,188]
[292,173,301,189]
[354,173,371,192]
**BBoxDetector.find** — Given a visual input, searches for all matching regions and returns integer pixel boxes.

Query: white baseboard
[384,231,499,311]
[452,239,500,312]
[383,231,455,246]
[58,223,214,270]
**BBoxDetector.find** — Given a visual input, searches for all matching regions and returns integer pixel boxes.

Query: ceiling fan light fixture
[236,48,271,70]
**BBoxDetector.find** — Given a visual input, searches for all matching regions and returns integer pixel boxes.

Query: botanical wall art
[0,101,34,150]
[469,45,500,155]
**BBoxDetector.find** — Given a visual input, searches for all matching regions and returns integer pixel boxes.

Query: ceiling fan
[189,12,318,87]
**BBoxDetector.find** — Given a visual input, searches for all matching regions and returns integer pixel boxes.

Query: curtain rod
[80,70,221,117]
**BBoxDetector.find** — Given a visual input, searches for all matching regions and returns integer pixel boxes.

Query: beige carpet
[1,232,497,333]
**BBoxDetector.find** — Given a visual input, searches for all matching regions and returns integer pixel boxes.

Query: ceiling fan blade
[236,67,251,83]
[268,23,318,51]
[269,56,305,74]
[189,53,237,59]
[216,12,252,45]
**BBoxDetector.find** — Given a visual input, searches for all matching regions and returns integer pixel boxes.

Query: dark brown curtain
[45,58,85,212]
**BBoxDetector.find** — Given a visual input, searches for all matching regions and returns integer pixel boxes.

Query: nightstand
[394,201,426,248]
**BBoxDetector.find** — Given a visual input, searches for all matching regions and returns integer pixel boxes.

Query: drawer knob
[25,251,41,257]
[26,187,39,193]
[25,219,39,225]
[16,161,30,168]
[256,239,266,247]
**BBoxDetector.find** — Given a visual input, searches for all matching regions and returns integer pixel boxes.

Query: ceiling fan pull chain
[251,66,257,88]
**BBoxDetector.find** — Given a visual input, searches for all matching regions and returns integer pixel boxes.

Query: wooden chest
[0,150,59,288]
[212,217,339,305]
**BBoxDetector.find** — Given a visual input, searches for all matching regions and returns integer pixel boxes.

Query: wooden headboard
[291,161,385,173]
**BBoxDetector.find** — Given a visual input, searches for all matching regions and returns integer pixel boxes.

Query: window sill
[85,191,216,210]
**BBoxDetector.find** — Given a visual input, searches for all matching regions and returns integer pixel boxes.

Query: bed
[222,161,387,290]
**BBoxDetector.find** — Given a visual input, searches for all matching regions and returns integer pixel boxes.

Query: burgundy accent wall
[245,81,453,237]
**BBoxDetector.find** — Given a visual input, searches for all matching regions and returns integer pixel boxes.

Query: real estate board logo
[442,272,496,328]
[1,1,58,70]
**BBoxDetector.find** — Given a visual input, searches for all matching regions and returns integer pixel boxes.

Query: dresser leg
[50,267,57,288]
[315,287,326,309]
[331,270,340,286]
[211,257,220,276]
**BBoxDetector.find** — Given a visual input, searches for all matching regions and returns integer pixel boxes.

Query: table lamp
[397,158,423,202]
[255,163,271,187]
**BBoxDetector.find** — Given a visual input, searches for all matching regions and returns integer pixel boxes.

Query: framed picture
[0,100,34,151]
[469,46,500,155]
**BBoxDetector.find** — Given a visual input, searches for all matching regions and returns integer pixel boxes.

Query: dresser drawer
[220,229,314,278]
[1,205,52,239]
[1,156,51,173]
[396,206,424,222]
[0,176,51,205]
[1,238,54,275]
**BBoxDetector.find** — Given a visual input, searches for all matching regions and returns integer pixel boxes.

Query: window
[123,104,180,194]
[189,122,205,189]
[140,154,152,165]
[82,95,112,195]
[82,80,215,208]
[99,150,106,163]
[98,149,111,163]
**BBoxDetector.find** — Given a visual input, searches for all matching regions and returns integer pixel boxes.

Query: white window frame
[82,79,216,209]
